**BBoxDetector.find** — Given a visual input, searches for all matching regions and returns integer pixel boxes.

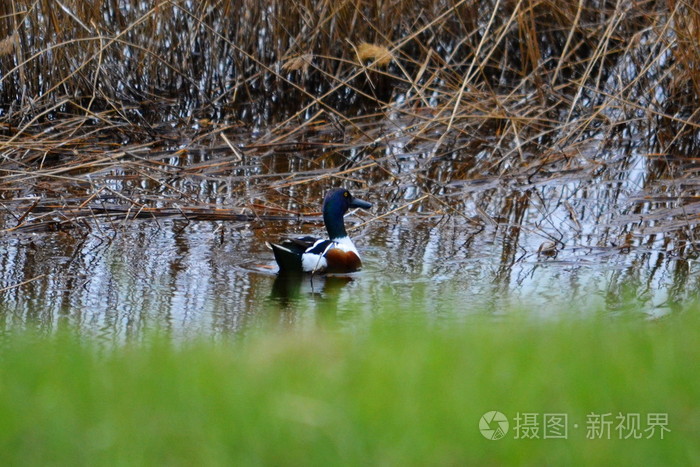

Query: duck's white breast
[332,236,360,257]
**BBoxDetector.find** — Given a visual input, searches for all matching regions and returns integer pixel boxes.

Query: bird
[268,188,372,274]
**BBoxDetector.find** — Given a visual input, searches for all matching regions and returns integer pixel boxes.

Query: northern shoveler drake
[268,188,372,274]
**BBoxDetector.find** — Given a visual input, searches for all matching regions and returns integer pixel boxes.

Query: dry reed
[1,0,699,250]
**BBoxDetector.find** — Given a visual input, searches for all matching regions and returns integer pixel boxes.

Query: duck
[268,188,372,273]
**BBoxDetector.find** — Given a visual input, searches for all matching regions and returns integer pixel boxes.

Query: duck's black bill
[349,198,372,210]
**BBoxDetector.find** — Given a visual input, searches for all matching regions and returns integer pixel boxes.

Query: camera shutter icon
[480,411,509,440]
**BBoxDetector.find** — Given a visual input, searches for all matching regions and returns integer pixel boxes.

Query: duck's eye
[344,191,349,197]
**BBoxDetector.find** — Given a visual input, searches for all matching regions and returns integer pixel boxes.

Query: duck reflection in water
[270,272,354,309]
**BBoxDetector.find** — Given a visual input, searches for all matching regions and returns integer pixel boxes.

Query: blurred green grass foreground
[0,312,698,465]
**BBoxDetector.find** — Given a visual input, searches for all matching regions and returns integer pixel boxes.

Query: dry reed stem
[1,0,700,241]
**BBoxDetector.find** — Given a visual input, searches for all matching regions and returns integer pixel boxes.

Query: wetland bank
[2,0,700,335]
[1,2,699,465]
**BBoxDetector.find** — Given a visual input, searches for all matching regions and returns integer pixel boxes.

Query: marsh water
[3,1,700,338]
[2,123,699,339]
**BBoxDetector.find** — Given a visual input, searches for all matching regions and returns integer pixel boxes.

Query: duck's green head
[322,188,372,240]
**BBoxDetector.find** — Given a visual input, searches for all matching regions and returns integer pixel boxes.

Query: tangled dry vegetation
[1,0,700,234]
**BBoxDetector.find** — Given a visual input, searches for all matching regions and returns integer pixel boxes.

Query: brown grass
[0,32,16,56]
[355,42,393,67]
[1,0,700,246]
[0,2,692,132]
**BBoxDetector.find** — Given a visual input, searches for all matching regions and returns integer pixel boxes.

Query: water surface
[2,123,700,338]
